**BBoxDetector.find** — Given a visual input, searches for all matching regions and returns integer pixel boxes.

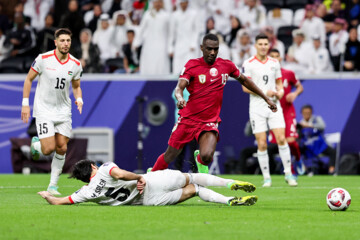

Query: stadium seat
[105,58,124,73]
[293,8,305,26]
[324,132,341,173]
[261,0,285,11]
[277,25,298,52]
[286,0,308,12]
[267,8,294,33]
[0,57,24,73]
[23,57,34,72]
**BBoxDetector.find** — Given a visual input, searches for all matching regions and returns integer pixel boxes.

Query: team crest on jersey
[68,71,73,76]
[209,68,218,77]
[198,74,206,84]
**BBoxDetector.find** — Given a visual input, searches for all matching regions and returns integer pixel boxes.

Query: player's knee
[257,141,267,151]
[200,152,213,165]
[42,145,55,155]
[56,144,67,155]
[277,136,286,145]
[183,184,196,198]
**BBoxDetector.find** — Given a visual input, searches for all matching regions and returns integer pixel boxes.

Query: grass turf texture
[0,174,359,240]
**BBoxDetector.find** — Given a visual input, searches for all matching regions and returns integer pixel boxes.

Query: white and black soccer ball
[326,188,351,211]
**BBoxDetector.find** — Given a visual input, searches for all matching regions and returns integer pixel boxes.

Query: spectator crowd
[0,0,359,75]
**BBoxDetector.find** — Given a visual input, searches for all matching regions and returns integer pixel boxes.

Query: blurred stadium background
[0,0,359,174]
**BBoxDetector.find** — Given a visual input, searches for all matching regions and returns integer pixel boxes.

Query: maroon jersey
[280,68,299,119]
[178,57,241,123]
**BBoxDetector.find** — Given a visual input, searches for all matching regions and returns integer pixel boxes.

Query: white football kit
[242,56,285,133]
[69,162,185,206]
[31,50,83,138]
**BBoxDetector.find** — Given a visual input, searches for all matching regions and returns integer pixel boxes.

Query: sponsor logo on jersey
[31,61,36,67]
[198,74,206,84]
[46,67,56,71]
[209,68,218,77]
[68,71,73,76]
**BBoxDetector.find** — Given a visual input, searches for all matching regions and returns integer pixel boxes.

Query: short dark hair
[255,33,269,42]
[269,49,280,54]
[69,159,96,183]
[301,104,313,112]
[202,33,219,44]
[54,28,72,39]
[127,29,135,34]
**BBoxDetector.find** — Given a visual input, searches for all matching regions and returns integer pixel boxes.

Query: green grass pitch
[0,174,359,240]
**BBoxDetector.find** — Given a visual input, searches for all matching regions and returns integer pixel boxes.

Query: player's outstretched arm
[174,79,188,109]
[236,74,277,112]
[72,80,83,114]
[38,191,71,205]
[21,68,38,123]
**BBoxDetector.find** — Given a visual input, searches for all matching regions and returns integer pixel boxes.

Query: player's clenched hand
[21,106,30,123]
[75,100,83,114]
[177,98,187,109]
[266,98,277,112]
[137,177,146,194]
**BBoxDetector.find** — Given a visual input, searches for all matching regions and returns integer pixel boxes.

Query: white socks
[278,144,292,175]
[189,173,232,187]
[49,153,66,187]
[257,150,271,180]
[33,141,43,155]
[197,185,232,204]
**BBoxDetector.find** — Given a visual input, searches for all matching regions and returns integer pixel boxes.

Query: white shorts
[143,169,186,206]
[249,109,285,134]
[35,117,72,139]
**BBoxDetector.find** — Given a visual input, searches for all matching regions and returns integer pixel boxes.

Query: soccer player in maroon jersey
[268,49,305,174]
[150,33,277,173]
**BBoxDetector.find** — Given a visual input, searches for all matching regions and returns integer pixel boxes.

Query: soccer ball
[326,188,351,211]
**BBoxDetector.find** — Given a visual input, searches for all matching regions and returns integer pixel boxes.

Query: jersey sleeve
[289,71,299,86]
[178,60,193,83]
[69,186,89,204]
[100,162,120,176]
[241,60,251,79]
[229,61,241,79]
[31,55,43,74]
[73,62,83,80]
[275,61,282,80]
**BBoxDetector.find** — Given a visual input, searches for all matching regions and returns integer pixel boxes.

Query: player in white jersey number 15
[21,28,84,195]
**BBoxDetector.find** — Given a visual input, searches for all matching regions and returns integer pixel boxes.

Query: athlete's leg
[37,137,56,155]
[151,145,183,171]
[197,131,217,165]
[272,128,291,175]
[273,128,297,186]
[287,137,301,161]
[255,131,271,185]
[48,133,69,193]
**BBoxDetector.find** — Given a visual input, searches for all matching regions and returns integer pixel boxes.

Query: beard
[59,48,69,55]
